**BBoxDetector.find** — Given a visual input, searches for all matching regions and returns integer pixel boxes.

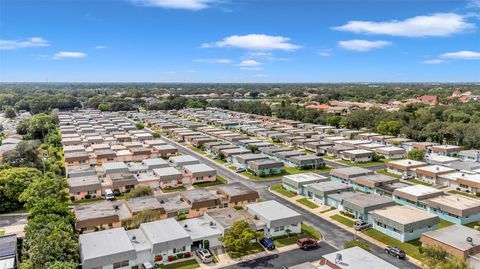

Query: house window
[113,260,129,268]
[274,226,285,232]
[173,246,186,253]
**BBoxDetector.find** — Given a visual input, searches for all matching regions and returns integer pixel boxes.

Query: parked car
[104,189,115,200]
[296,237,318,250]
[401,173,413,180]
[235,167,246,173]
[260,237,276,250]
[196,248,213,263]
[384,246,406,259]
[353,220,372,231]
[140,262,154,269]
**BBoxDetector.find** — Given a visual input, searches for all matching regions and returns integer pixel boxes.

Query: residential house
[341,149,374,163]
[306,181,353,206]
[180,189,221,217]
[246,200,302,237]
[459,150,480,163]
[215,182,260,208]
[287,154,323,169]
[182,164,216,184]
[415,165,455,185]
[282,173,328,195]
[371,206,439,242]
[426,195,480,224]
[319,246,400,269]
[247,159,284,176]
[153,167,183,189]
[375,147,406,159]
[0,235,18,269]
[386,159,427,177]
[330,167,374,185]
[431,145,464,157]
[153,145,178,158]
[68,175,102,201]
[168,155,200,168]
[393,185,443,210]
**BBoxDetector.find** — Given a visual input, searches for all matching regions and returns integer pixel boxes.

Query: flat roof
[217,182,257,197]
[427,195,480,211]
[394,185,443,197]
[139,218,191,247]
[283,172,327,183]
[246,200,300,221]
[169,155,199,163]
[183,163,215,173]
[422,225,480,251]
[74,201,117,222]
[387,159,427,167]
[80,228,135,262]
[178,215,222,241]
[372,206,438,225]
[153,167,182,177]
[181,188,219,203]
[321,247,399,269]
[416,165,455,174]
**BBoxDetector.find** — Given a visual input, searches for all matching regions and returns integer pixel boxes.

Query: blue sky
[1,0,479,82]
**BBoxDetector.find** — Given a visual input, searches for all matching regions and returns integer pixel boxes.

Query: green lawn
[227,243,264,259]
[156,259,199,269]
[438,219,454,229]
[271,184,296,198]
[320,207,335,214]
[362,229,423,260]
[448,190,478,199]
[188,146,207,155]
[296,198,319,209]
[330,214,355,227]
[464,222,480,229]
[193,176,228,188]
[162,186,187,193]
[408,179,433,186]
[376,169,401,179]
[337,159,388,167]
[0,230,5,236]
[71,197,104,205]
[272,224,321,247]
[284,165,332,175]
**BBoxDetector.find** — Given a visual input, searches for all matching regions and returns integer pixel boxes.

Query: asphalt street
[223,242,336,269]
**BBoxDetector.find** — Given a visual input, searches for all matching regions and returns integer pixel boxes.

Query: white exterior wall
[266,223,301,238]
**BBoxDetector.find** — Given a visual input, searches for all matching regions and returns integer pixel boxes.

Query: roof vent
[436,167,440,171]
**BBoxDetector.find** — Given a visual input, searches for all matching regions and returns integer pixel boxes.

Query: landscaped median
[296,198,319,209]
[192,175,228,188]
[227,243,265,259]
[330,214,355,227]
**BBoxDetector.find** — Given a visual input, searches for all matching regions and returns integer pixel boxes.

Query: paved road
[134,121,419,268]
[223,242,336,269]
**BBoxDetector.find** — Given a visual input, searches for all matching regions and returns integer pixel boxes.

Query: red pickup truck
[297,238,318,250]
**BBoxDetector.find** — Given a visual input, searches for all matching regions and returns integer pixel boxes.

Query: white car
[104,189,115,200]
[196,248,213,263]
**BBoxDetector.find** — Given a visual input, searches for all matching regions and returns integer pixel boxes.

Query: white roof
[321,247,399,269]
[246,200,300,221]
[388,159,426,167]
[395,185,442,197]
[283,172,327,183]
[417,165,455,174]
[178,215,222,241]
[342,149,373,155]
[79,228,135,261]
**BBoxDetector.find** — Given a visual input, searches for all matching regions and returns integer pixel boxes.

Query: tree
[135,122,145,130]
[377,120,400,136]
[98,103,110,111]
[127,185,153,199]
[19,176,71,213]
[420,245,472,269]
[2,140,42,169]
[125,210,160,229]
[247,144,258,153]
[219,221,263,253]
[343,239,370,252]
[408,149,426,161]
[4,106,16,119]
[0,168,42,213]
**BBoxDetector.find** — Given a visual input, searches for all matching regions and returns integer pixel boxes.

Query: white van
[104,189,115,200]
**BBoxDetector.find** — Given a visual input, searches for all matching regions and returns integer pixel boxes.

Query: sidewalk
[268,187,424,267]
[198,244,300,269]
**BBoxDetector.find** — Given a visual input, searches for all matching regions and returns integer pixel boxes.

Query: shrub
[344,240,370,252]
[176,253,184,259]
[233,205,243,210]
[184,252,191,258]
[259,170,266,177]
[476,192,480,197]
[177,213,187,220]
[85,194,91,199]
[168,255,175,262]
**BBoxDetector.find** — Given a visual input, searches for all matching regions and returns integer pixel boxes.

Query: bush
[340,211,355,219]
[168,255,175,262]
[177,213,187,220]
[476,192,480,197]
[184,252,191,258]
[84,194,91,199]
[233,205,243,210]
[176,253,184,259]
[259,170,266,177]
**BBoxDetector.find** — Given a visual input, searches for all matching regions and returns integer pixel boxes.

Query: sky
[0,0,479,83]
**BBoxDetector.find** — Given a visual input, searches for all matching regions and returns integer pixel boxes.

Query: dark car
[260,237,276,250]
[385,246,406,259]
[297,237,318,250]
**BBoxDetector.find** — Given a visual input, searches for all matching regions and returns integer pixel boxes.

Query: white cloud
[193,58,232,64]
[338,39,391,51]
[238,59,262,67]
[131,0,216,10]
[240,67,263,71]
[440,50,480,60]
[52,51,87,60]
[318,49,333,56]
[468,0,480,8]
[202,34,301,51]
[94,45,107,49]
[422,59,445,64]
[244,51,289,61]
[0,37,49,50]
[334,13,474,37]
